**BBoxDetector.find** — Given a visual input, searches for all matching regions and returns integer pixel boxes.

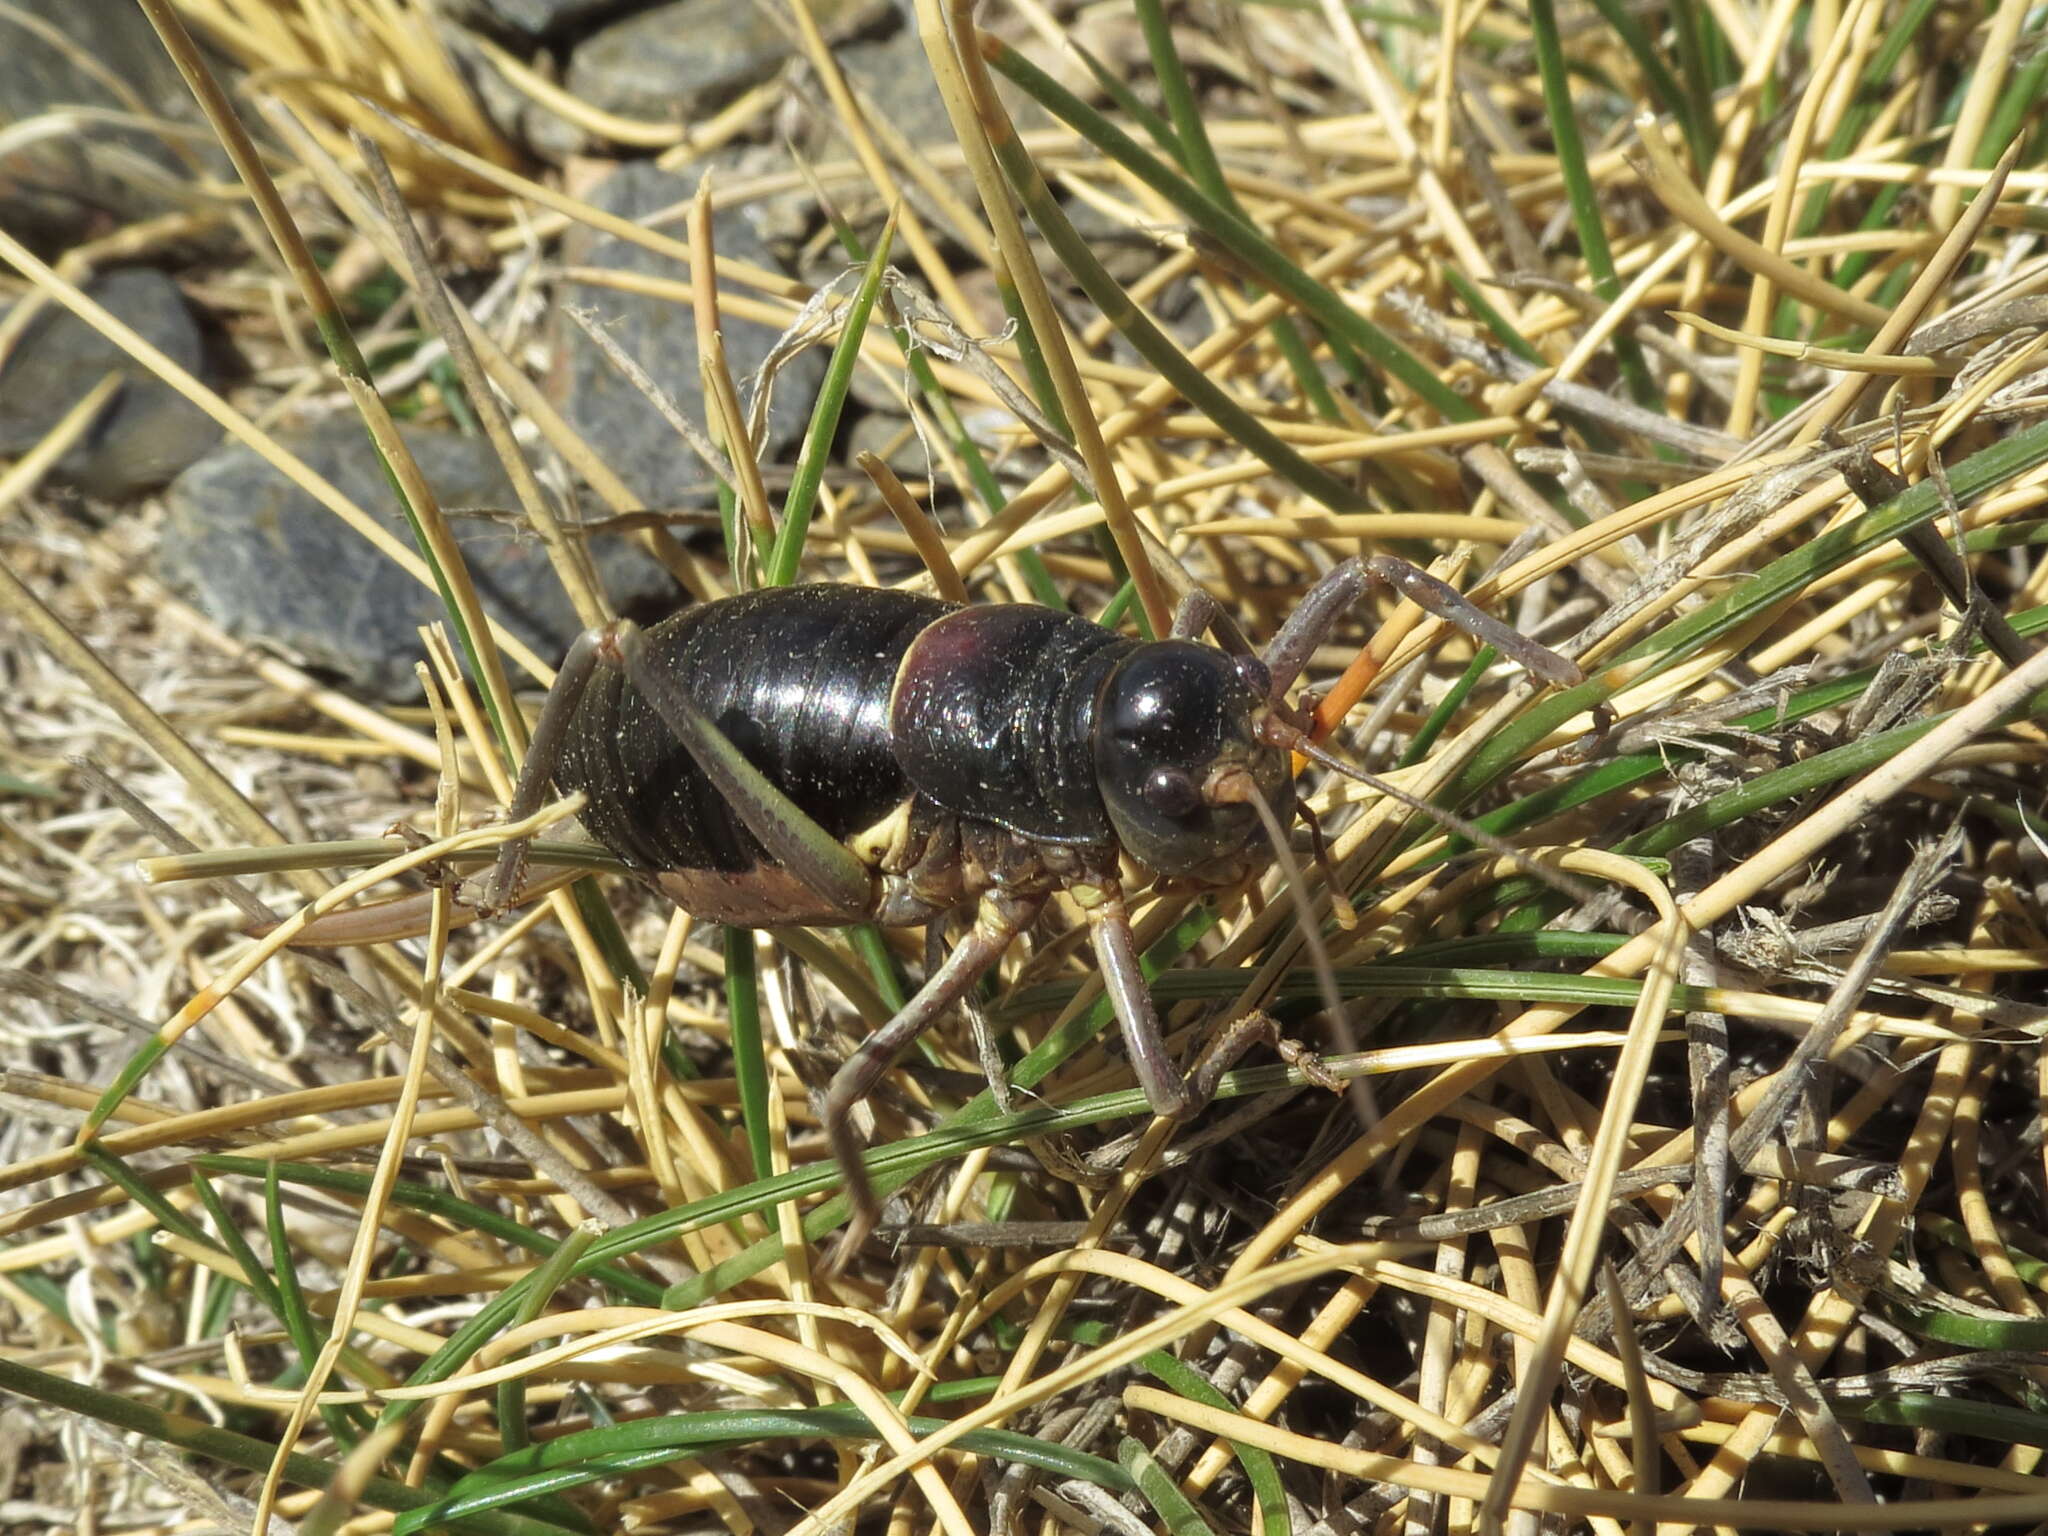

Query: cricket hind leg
[609,622,876,917]
[486,625,608,911]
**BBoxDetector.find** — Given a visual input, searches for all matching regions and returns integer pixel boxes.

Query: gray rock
[827,28,956,152]
[565,0,886,123]
[845,408,926,480]
[158,418,679,701]
[1059,194,1165,288]
[552,160,824,508]
[0,269,219,498]
[442,24,589,165]
[0,0,222,247]
[445,0,632,38]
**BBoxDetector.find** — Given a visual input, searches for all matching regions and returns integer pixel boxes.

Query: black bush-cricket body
[555,583,1295,925]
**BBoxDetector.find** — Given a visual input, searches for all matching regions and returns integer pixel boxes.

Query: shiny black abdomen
[559,585,952,875]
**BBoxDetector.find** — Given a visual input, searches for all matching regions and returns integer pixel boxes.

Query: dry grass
[4,0,2048,1532]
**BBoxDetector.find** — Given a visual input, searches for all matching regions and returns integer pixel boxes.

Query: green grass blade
[1399,645,1493,767]
[265,1161,376,1445]
[1842,1392,2048,1450]
[725,925,775,1183]
[1131,0,1342,422]
[496,1222,598,1454]
[848,922,909,1013]
[1524,0,1656,405]
[1899,1307,2048,1352]
[1977,61,2045,175]
[1142,1353,1289,1536]
[1120,1436,1220,1536]
[193,1157,667,1305]
[1069,35,1180,156]
[1580,0,1713,171]
[0,1356,574,1536]
[982,114,1378,513]
[765,218,897,587]
[984,39,1479,422]
[1001,962,1689,1018]
[1618,419,2048,674]
[193,1171,348,1429]
[1436,424,2048,812]
[397,1406,1131,1536]
[1792,0,1943,246]
[81,1140,207,1246]
[1442,267,1545,365]
[818,207,1064,608]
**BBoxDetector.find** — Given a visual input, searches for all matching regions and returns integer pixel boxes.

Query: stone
[0,0,223,248]
[552,159,824,509]
[686,142,814,255]
[1059,193,1166,288]
[158,417,678,701]
[829,28,954,152]
[439,25,584,164]
[564,0,886,123]
[445,0,631,39]
[845,407,927,481]
[0,269,219,499]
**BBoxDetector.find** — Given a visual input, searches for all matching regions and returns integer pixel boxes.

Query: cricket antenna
[1245,785,1380,1128]
[1263,721,1600,909]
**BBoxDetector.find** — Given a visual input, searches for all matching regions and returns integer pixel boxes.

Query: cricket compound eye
[1141,766,1202,819]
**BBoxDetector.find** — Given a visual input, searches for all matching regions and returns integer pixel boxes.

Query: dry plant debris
[3,0,2048,1531]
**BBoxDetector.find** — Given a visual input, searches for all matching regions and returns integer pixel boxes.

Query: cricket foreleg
[822,890,1043,1273]
[1260,555,1583,701]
